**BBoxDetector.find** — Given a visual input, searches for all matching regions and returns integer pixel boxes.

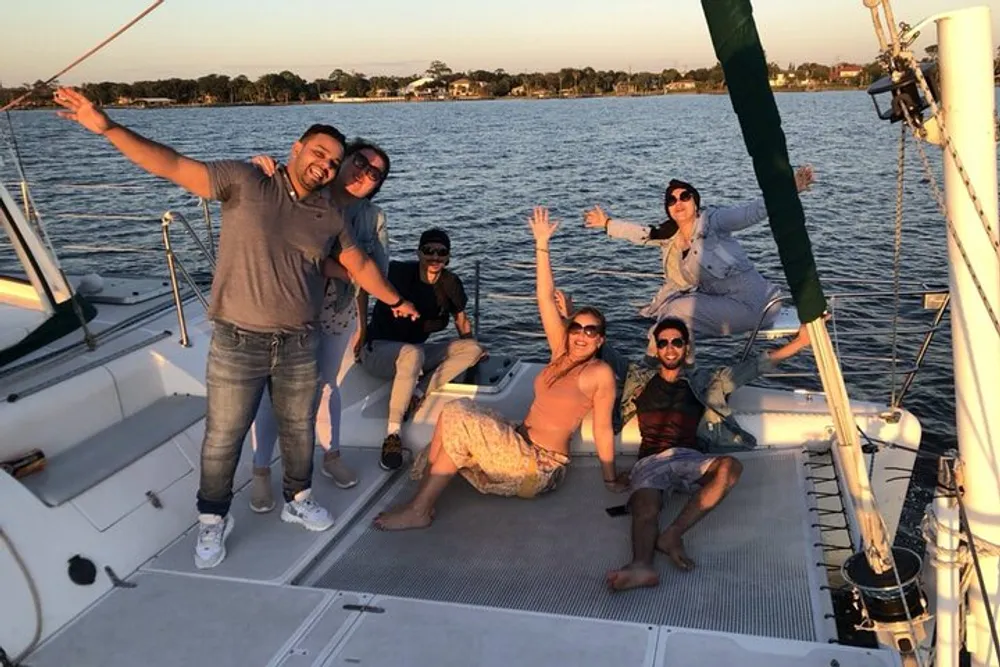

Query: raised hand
[583,205,610,230]
[794,164,815,193]
[250,154,279,177]
[528,206,559,244]
[53,87,114,135]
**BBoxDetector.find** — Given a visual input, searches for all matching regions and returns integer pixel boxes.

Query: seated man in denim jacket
[606,317,812,591]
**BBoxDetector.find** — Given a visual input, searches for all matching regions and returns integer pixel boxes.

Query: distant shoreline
[12,87,875,111]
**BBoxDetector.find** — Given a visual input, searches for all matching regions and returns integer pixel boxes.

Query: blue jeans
[197,321,321,517]
[250,329,351,467]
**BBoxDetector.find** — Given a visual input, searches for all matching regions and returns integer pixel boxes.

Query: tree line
[3,50,997,107]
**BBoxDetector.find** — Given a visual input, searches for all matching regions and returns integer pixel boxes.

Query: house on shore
[449,78,487,98]
[665,80,697,92]
[116,97,175,107]
[830,64,863,81]
[403,76,439,98]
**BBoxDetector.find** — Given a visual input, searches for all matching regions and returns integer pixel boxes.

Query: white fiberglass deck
[23,576,896,667]
[22,448,899,667]
[144,448,393,583]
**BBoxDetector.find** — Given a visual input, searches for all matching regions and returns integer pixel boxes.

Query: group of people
[53,86,816,590]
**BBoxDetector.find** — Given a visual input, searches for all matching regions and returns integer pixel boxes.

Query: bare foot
[373,505,433,531]
[606,564,660,592]
[656,529,695,571]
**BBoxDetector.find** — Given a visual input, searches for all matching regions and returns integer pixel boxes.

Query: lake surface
[2,92,988,537]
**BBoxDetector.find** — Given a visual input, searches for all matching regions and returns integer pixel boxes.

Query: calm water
[1,92,979,535]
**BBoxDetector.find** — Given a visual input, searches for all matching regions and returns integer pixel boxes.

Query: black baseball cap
[418,228,450,251]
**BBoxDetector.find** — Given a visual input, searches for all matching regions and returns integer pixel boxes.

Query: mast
[698,0,894,573]
[935,8,1000,666]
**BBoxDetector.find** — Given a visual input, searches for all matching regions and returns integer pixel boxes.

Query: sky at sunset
[2,0,997,84]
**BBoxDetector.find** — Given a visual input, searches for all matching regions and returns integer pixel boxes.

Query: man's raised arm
[54,88,211,199]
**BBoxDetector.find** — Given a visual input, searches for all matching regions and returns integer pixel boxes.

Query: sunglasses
[420,245,449,258]
[656,337,687,349]
[351,152,385,182]
[665,190,694,207]
[567,322,604,338]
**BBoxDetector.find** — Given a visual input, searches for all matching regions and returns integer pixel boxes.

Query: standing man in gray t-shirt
[54,87,418,569]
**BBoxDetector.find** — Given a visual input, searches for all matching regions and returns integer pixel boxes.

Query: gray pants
[360,338,485,425]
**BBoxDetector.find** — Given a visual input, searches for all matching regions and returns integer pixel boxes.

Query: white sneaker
[281,491,335,531]
[194,514,234,569]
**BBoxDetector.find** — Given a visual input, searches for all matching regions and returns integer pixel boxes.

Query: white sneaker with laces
[194,513,234,569]
[281,491,335,531]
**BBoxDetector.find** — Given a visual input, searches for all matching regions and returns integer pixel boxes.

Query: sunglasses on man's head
[567,322,604,338]
[656,337,687,350]
[351,152,385,182]
[665,190,694,207]
[420,245,449,258]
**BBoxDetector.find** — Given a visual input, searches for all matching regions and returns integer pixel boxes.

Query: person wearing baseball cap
[359,227,485,470]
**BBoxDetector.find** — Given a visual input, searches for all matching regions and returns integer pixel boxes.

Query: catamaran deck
[309,451,820,639]
[22,447,898,666]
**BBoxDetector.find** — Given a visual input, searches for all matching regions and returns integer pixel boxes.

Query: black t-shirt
[634,375,706,459]
[367,260,468,344]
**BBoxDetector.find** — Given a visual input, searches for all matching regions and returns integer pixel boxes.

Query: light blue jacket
[321,199,389,331]
[606,198,770,314]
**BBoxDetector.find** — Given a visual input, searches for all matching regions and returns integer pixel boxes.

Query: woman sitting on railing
[583,167,814,346]
[374,207,627,531]
[248,139,391,512]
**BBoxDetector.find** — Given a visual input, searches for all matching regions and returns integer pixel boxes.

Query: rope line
[900,51,1000,263]
[0,528,42,665]
[901,104,1000,340]
[0,0,165,113]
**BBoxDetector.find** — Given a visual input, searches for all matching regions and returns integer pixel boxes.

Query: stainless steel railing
[161,210,215,347]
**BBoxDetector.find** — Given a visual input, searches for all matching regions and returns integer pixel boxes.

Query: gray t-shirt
[205,160,356,331]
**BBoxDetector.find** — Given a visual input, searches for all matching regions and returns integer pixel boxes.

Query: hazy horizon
[2,0,996,85]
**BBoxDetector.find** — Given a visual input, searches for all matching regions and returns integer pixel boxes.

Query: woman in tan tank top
[375,207,627,531]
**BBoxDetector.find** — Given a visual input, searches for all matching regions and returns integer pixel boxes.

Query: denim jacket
[620,352,776,452]
[606,198,768,313]
[320,199,389,334]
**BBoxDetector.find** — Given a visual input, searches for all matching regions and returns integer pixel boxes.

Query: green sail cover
[701,0,827,322]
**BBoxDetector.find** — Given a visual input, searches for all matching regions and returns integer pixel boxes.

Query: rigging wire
[953,462,1000,663]
[0,1,165,350]
[0,0,165,113]
[889,122,906,410]
[900,103,1000,340]
[899,50,1000,265]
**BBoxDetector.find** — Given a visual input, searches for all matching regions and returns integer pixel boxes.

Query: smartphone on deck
[605,504,629,517]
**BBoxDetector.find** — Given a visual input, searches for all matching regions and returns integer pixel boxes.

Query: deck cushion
[22,394,206,506]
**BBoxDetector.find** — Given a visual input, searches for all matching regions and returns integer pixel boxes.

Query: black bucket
[842,547,925,623]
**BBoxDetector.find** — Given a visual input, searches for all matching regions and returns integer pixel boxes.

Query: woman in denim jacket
[585,167,814,345]
[248,140,391,509]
